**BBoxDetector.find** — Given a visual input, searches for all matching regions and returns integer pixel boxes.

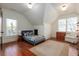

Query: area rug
[29,40,70,56]
[30,40,69,56]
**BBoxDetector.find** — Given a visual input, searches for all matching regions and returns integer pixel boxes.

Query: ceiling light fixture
[60,4,68,11]
[26,3,34,9]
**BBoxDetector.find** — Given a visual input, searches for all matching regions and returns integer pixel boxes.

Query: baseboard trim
[2,40,17,45]
[49,37,56,40]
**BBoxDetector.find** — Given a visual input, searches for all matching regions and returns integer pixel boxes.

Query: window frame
[6,18,17,36]
[58,16,78,33]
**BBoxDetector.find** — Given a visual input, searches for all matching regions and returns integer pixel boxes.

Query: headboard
[21,30,33,36]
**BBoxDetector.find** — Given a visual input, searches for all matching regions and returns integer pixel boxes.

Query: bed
[21,30,45,45]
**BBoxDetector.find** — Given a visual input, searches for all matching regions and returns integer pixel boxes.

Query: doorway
[0,8,3,56]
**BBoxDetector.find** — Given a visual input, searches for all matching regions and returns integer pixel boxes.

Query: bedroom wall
[43,4,58,39]
[43,4,79,39]
[50,21,58,38]
[43,23,52,39]
[2,8,33,43]
[34,25,44,36]
[33,24,51,39]
[51,13,79,38]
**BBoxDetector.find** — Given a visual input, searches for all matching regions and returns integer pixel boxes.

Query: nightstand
[17,35,23,42]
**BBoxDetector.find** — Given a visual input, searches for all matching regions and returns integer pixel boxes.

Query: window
[67,17,77,32]
[58,19,66,32]
[58,17,77,32]
[6,19,17,36]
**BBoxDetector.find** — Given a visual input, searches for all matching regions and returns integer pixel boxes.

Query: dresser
[56,32,66,41]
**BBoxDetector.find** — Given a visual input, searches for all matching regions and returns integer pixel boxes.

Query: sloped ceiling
[52,3,77,15]
[0,3,46,25]
[0,3,79,25]
[43,3,78,24]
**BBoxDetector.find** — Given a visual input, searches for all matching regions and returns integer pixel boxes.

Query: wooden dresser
[56,32,66,41]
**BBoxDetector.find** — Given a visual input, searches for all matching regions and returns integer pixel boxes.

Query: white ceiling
[0,3,79,25]
[53,3,79,15]
[0,3,46,25]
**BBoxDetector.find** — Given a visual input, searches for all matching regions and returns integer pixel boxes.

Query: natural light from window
[58,17,77,32]
[6,19,17,36]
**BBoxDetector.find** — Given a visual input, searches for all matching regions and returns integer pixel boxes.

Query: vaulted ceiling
[0,3,79,25]
[0,3,46,25]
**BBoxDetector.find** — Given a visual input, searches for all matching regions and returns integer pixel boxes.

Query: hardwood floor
[70,42,79,55]
[0,38,78,56]
[0,41,35,56]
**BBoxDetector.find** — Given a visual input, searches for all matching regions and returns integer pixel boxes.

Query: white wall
[43,4,58,39]
[43,4,79,39]
[51,13,79,38]
[34,25,44,36]
[51,21,58,38]
[34,24,52,39]
[2,8,33,43]
[33,4,58,39]
[43,23,51,39]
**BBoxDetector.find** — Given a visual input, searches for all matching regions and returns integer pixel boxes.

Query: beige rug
[29,40,78,56]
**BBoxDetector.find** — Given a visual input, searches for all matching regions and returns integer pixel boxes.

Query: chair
[65,32,78,43]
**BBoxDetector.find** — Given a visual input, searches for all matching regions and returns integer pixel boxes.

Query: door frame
[0,8,3,52]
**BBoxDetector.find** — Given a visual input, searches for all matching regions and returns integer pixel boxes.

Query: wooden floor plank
[0,39,78,56]
[0,41,35,56]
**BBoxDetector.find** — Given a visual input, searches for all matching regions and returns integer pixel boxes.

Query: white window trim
[6,18,17,36]
[58,16,78,33]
